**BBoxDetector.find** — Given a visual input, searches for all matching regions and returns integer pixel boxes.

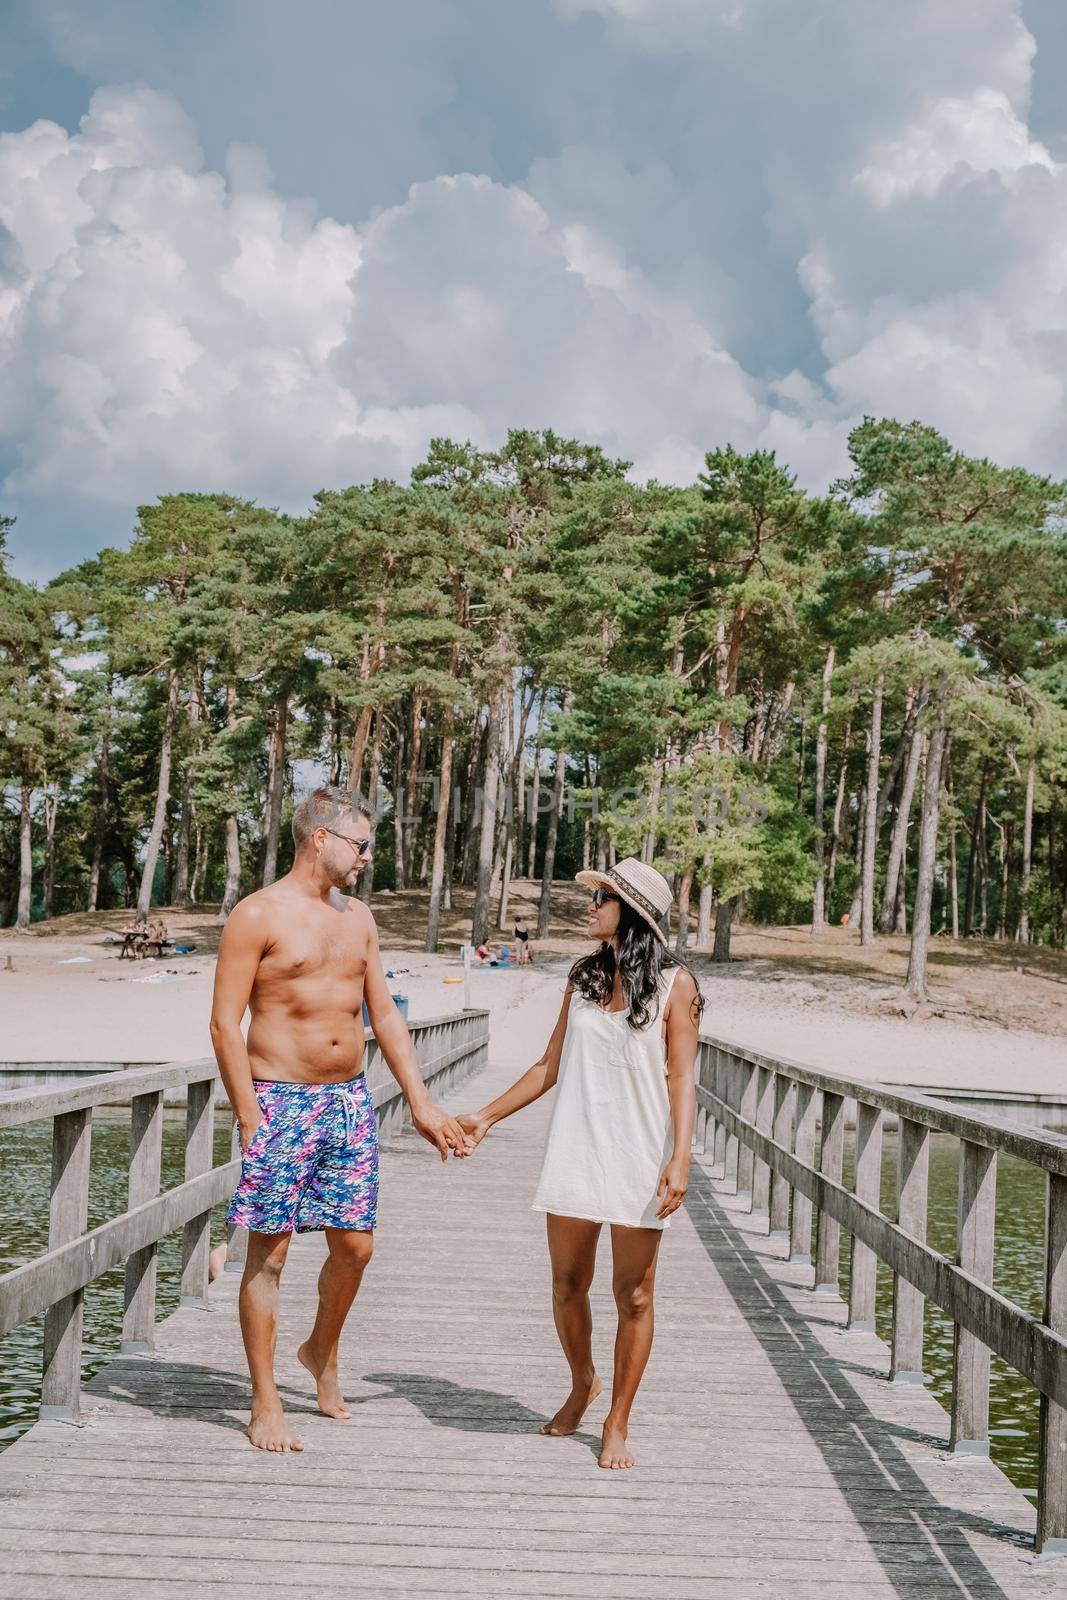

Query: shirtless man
[210,785,471,1453]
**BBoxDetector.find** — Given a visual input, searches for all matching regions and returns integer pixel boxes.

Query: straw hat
[574,857,672,947]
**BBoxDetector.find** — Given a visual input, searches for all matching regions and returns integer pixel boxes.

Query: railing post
[751,1064,774,1223]
[694,1045,710,1154]
[712,1049,727,1174]
[769,1074,793,1240]
[790,1080,817,1265]
[814,1091,845,1297]
[1037,1172,1067,1553]
[724,1053,741,1190]
[736,1060,757,1207]
[225,1118,249,1273]
[121,1090,164,1353]
[848,1102,882,1332]
[180,1077,214,1308]
[40,1108,93,1419]
[950,1139,996,1454]
[891,1115,930,1383]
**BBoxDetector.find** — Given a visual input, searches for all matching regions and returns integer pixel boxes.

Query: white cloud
[854,89,1055,206]
[5,0,1067,577]
[0,86,776,570]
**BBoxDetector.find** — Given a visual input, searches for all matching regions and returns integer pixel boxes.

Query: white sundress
[532,964,682,1231]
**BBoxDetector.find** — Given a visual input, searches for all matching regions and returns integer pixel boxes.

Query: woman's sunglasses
[321,827,372,859]
[590,887,621,909]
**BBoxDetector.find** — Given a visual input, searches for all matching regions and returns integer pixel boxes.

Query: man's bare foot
[247,1404,303,1453]
[599,1418,634,1469]
[539,1375,602,1437]
[298,1340,351,1420]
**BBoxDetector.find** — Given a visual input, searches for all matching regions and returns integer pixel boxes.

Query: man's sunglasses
[590,887,621,909]
[321,827,372,859]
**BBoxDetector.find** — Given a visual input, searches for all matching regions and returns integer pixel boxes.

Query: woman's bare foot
[298,1340,351,1420]
[599,1417,634,1469]
[248,1403,303,1453]
[539,1374,602,1436]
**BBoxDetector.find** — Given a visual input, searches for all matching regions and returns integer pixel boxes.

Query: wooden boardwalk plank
[1,1037,1064,1599]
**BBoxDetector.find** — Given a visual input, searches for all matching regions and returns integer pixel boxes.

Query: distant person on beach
[514,917,533,964]
[210,785,472,1454]
[458,858,702,1471]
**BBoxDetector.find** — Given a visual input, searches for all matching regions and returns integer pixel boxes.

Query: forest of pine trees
[2,418,1066,1001]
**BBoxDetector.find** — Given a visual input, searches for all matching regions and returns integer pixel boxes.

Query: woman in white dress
[458,857,703,1470]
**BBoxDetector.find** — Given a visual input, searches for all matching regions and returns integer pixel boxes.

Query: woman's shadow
[361,1371,602,1456]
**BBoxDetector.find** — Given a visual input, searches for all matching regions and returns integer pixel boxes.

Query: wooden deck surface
[1,1046,1064,1599]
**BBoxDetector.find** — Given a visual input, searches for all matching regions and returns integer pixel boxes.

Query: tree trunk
[220,680,243,917]
[471,690,505,946]
[496,833,514,931]
[425,728,455,952]
[537,692,573,938]
[761,680,796,769]
[641,753,664,864]
[811,646,835,934]
[359,712,383,904]
[190,821,206,904]
[15,785,33,931]
[221,816,241,917]
[826,729,851,911]
[674,869,693,956]
[978,813,989,935]
[42,782,59,920]
[87,715,112,913]
[460,721,487,886]
[949,821,959,940]
[904,711,947,1001]
[964,763,988,936]
[526,751,541,878]
[137,668,180,918]
[879,720,924,932]
[860,675,884,945]
[893,831,908,935]
[393,711,407,891]
[712,895,737,962]
[261,693,288,887]
[348,634,374,798]
[697,874,714,948]
[173,761,193,908]
[401,693,424,888]
[995,818,1011,941]
[847,777,867,927]
[1016,755,1036,942]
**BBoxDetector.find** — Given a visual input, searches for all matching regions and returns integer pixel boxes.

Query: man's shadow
[361,1371,602,1455]
[91,1359,601,1455]
[89,1358,320,1440]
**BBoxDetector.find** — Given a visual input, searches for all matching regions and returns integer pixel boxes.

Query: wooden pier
[2,1021,1066,1597]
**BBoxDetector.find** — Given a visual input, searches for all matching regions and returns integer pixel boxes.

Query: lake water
[0,1115,1047,1500]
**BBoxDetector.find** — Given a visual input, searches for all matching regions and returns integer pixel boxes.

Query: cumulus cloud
[0,85,779,573]
[4,0,1067,576]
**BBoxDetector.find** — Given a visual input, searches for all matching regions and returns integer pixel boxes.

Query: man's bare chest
[260,920,369,986]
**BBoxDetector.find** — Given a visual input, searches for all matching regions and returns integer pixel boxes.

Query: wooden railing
[0,1009,489,1423]
[695,1031,1067,1556]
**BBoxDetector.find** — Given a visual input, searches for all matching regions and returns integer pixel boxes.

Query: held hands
[656,1156,689,1220]
[411,1100,476,1161]
[456,1112,491,1152]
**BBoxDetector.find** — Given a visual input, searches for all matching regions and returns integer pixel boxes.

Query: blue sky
[3,0,1067,580]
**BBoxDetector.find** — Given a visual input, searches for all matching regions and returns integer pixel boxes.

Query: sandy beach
[1,881,1064,1095]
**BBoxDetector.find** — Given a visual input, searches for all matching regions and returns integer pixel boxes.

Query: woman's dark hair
[568,898,706,1031]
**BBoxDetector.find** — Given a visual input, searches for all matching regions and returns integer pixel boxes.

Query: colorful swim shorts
[227,1075,379,1235]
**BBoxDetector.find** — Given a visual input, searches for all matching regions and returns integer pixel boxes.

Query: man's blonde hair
[291,786,372,848]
